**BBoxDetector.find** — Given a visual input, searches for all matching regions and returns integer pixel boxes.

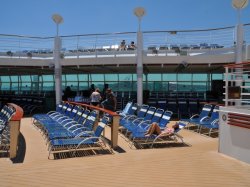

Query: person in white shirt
[90,88,102,106]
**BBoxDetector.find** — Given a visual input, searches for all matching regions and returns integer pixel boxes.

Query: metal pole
[54,35,62,105]
[235,23,244,106]
[236,23,244,64]
[136,17,143,106]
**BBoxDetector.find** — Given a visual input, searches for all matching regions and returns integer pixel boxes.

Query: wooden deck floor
[1,118,250,187]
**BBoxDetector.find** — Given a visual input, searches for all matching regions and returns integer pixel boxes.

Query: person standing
[101,88,117,111]
[119,40,126,51]
[90,88,102,106]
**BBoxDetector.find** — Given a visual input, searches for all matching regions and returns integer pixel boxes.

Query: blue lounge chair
[119,103,139,122]
[180,104,213,129]
[129,110,172,137]
[47,116,112,159]
[136,108,165,131]
[196,105,219,133]
[120,104,149,127]
[45,110,97,141]
[199,119,219,137]
[123,106,156,133]
[129,122,186,148]
[33,102,69,122]
[0,105,16,147]
[116,101,133,117]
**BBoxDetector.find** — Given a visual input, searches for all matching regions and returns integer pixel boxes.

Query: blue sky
[0,0,249,37]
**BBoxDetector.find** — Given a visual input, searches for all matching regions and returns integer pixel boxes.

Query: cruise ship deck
[1,2,250,186]
[1,118,250,187]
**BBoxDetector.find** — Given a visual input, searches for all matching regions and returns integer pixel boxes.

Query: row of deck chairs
[118,102,186,148]
[180,104,219,137]
[0,105,16,153]
[33,102,113,159]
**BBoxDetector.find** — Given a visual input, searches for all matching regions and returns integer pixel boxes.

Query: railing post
[111,115,120,148]
[225,67,229,107]
[8,103,24,159]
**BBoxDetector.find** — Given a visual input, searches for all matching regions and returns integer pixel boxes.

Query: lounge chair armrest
[67,124,82,130]
[47,111,57,115]
[126,115,136,120]
[211,119,219,125]
[200,116,209,122]
[137,123,150,130]
[60,118,73,124]
[132,118,143,123]
[190,114,199,119]
[75,136,104,150]
[63,121,77,128]
[71,126,89,133]
[75,131,94,137]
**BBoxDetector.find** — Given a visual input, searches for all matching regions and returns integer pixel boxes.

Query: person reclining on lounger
[144,122,179,137]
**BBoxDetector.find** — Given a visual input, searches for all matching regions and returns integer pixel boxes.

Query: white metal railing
[224,62,250,107]
[0,24,249,60]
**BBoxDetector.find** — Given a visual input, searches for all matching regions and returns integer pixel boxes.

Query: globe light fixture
[52,14,64,24]
[134,7,146,18]
[232,0,248,9]
[52,14,63,36]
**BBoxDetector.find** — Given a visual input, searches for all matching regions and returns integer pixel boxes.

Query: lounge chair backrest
[74,107,85,121]
[0,105,16,134]
[199,104,213,118]
[94,116,109,137]
[159,110,173,128]
[68,105,80,119]
[0,105,8,118]
[64,104,74,117]
[83,110,97,130]
[55,104,63,113]
[122,102,133,115]
[57,102,70,116]
[150,108,164,123]
[210,105,219,120]
[128,103,138,116]
[143,106,156,121]
[137,104,149,118]
[78,109,90,124]
[0,106,15,123]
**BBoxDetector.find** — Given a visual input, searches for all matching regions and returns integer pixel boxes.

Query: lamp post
[52,14,63,105]
[134,7,146,106]
[232,0,248,64]
[232,0,248,106]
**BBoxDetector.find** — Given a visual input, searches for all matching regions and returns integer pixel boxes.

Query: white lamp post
[232,0,248,106]
[232,0,248,63]
[52,14,63,105]
[134,7,146,106]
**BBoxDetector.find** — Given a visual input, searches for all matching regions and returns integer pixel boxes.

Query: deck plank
[0,118,250,187]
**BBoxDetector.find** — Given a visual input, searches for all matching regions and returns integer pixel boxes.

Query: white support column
[235,24,244,106]
[236,23,244,64]
[136,27,143,106]
[134,7,146,107]
[52,14,63,105]
[54,36,62,105]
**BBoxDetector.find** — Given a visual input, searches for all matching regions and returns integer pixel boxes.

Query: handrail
[66,101,120,148]
[66,101,119,117]
[224,61,250,68]
[1,23,249,38]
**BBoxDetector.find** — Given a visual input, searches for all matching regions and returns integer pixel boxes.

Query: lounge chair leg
[48,147,52,159]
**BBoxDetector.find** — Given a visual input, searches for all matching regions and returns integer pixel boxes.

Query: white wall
[219,106,250,164]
